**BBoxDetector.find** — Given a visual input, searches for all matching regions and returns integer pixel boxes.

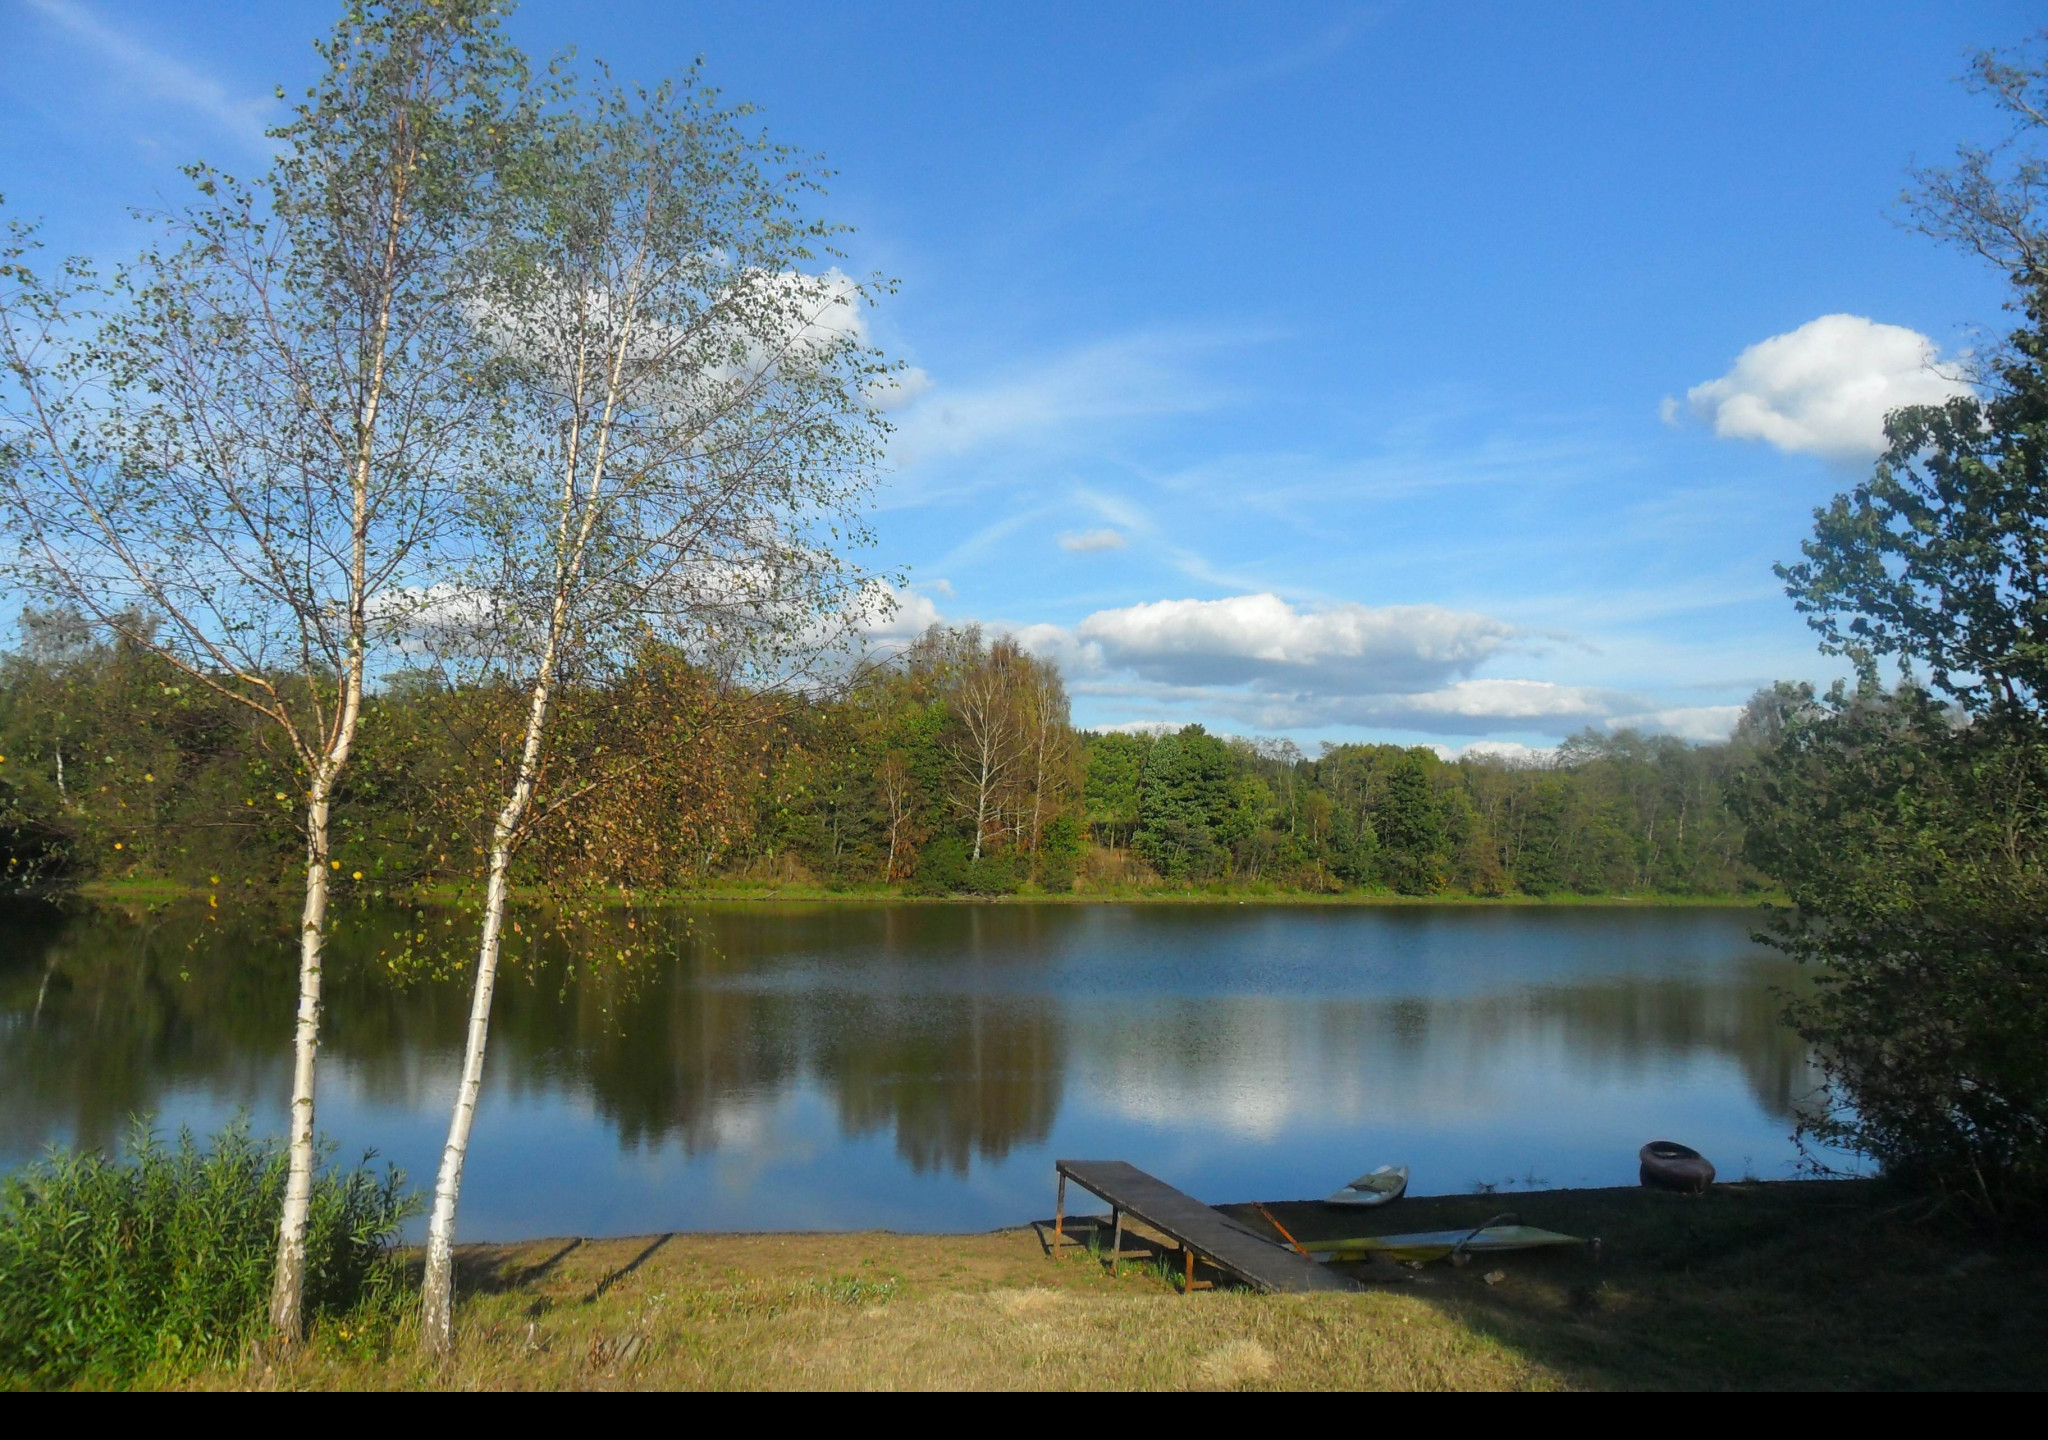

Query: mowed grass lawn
[203,1181,2047,1391]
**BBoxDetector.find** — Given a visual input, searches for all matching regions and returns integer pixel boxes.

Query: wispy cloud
[885,326,1252,482]
[25,0,277,153]
[1058,528,1127,553]
[1005,17,1373,246]
[928,504,1063,572]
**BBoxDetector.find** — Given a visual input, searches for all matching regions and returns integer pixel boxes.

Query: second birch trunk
[419,670,556,1354]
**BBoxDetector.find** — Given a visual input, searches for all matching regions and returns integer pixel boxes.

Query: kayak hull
[1310,1225,1584,1264]
[1639,1140,1715,1193]
[1325,1163,1409,1207]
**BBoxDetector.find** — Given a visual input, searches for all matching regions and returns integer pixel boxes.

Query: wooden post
[1054,1172,1066,1254]
[1111,1208,1124,1275]
[1185,1246,1194,1295]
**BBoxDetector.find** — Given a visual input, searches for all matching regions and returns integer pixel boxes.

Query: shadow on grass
[584,1234,674,1304]
[1221,1181,2048,1390]
[1030,1212,1262,1294]
[453,1237,585,1300]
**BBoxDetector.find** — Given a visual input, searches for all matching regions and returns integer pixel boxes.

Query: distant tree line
[0,611,1774,899]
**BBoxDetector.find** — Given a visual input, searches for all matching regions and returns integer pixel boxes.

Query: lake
[0,899,1825,1239]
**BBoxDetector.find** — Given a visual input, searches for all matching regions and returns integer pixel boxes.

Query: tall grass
[0,1119,418,1388]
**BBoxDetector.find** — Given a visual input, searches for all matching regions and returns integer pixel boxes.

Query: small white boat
[1324,1164,1409,1207]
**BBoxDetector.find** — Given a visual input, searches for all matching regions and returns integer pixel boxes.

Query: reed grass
[0,1119,417,1389]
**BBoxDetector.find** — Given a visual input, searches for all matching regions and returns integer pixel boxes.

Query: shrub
[1735,690,2048,1217]
[0,1119,418,1388]
[909,836,970,894]
[964,851,1023,895]
[1036,814,1081,892]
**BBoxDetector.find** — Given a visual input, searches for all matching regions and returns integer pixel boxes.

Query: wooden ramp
[1054,1159,1355,1294]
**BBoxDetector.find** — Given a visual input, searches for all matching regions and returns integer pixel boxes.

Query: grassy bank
[188,1180,2043,1391]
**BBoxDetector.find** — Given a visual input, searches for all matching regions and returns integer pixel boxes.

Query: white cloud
[866,366,931,412]
[26,0,276,152]
[854,582,943,648]
[1059,528,1127,552]
[1009,622,1107,678]
[897,591,1744,746]
[1075,593,1513,691]
[1392,678,1614,720]
[1457,740,1558,766]
[1603,704,1744,743]
[1684,314,1969,461]
[1199,678,1631,735]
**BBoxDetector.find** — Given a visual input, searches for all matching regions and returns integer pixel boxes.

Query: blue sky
[3,0,2036,751]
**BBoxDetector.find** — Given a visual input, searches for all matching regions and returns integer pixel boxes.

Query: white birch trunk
[267,161,396,1341]
[972,740,993,862]
[268,765,334,1340]
[419,294,629,1356]
[419,671,553,1354]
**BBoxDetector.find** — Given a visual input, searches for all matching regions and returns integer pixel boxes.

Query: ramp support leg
[1054,1173,1066,1254]
[1111,1208,1124,1275]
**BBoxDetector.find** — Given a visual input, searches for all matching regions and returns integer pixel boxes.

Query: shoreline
[189,1176,2045,1390]
[56,877,1787,909]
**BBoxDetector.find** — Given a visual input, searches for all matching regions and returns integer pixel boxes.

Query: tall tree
[1746,33,2048,1213]
[417,64,892,1353]
[1378,749,1447,895]
[1134,725,1230,880]
[1082,731,1145,850]
[942,630,1022,862]
[1012,656,1074,856]
[0,0,511,1341]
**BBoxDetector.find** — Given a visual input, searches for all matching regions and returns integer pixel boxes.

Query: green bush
[1734,689,2048,1215]
[0,1119,418,1388]
[964,851,1024,895]
[908,836,971,894]
[1036,814,1080,892]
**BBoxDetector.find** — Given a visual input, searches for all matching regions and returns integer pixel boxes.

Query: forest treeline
[0,610,1773,899]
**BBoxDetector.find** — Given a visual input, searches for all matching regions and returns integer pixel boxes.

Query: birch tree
[877,750,920,880]
[0,0,511,1342]
[1013,657,1074,855]
[946,635,1023,862]
[417,69,893,1353]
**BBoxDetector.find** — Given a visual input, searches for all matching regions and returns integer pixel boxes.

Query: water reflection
[0,899,1823,1235]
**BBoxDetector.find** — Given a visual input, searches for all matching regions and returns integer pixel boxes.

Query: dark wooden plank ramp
[1054,1159,1356,1294]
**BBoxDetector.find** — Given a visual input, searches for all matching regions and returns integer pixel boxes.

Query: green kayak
[1307,1224,1585,1263]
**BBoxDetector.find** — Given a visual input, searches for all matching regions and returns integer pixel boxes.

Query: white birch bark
[270,767,334,1334]
[418,664,554,1353]
[411,68,894,1353]
[1,1,508,1348]
[420,296,627,1355]
[949,662,1014,863]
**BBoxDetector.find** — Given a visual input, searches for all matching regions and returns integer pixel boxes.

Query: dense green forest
[0,609,1772,899]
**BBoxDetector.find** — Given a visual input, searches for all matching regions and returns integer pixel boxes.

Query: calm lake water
[0,899,1825,1239]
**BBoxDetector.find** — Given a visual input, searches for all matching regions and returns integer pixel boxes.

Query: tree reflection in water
[0,898,1824,1227]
